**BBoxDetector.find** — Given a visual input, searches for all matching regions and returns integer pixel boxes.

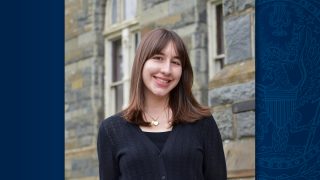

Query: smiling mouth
[153,76,171,84]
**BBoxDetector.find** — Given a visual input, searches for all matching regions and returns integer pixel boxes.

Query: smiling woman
[97,28,227,180]
[142,41,182,100]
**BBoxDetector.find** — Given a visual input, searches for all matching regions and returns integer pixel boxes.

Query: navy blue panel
[2,0,64,179]
[1,1,22,179]
[256,0,320,179]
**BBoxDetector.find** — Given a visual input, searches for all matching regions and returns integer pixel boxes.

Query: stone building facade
[65,0,255,179]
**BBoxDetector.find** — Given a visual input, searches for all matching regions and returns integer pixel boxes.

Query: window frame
[106,0,138,27]
[104,0,140,117]
[207,0,225,79]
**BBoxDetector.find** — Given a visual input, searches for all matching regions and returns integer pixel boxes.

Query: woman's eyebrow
[156,52,180,59]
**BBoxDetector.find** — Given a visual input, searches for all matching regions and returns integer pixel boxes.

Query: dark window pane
[115,84,124,112]
[124,0,137,20]
[216,57,224,70]
[214,57,224,73]
[134,32,140,50]
[112,39,123,82]
[112,0,117,24]
[216,4,224,55]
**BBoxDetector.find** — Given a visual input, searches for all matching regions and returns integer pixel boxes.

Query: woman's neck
[144,94,169,112]
[141,93,173,132]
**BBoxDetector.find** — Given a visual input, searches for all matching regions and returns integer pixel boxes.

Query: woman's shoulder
[100,113,129,130]
[193,115,219,131]
[195,115,215,124]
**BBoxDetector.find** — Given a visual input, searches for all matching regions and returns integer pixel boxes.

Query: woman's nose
[160,59,171,75]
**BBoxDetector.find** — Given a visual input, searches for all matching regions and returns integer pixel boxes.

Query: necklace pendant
[151,120,159,126]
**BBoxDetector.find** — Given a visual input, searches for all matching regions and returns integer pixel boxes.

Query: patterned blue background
[256,0,320,179]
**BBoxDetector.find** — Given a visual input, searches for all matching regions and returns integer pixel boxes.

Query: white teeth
[155,77,169,83]
[158,79,169,83]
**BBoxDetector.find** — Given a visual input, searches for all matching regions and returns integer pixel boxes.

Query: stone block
[142,0,168,10]
[223,0,236,17]
[236,0,255,12]
[65,86,91,104]
[156,14,182,27]
[172,23,197,38]
[65,0,93,40]
[65,98,91,114]
[159,8,195,29]
[209,81,255,107]
[236,111,255,138]
[198,8,207,23]
[169,0,194,14]
[192,31,207,49]
[191,48,208,73]
[223,138,255,178]
[71,78,84,89]
[192,88,208,106]
[65,120,76,131]
[65,138,77,150]
[65,147,99,179]
[65,62,93,104]
[139,1,169,25]
[71,157,98,178]
[79,136,93,147]
[65,110,93,126]
[212,107,233,140]
[140,26,156,37]
[65,106,97,150]
[65,0,79,39]
[69,177,98,180]
[65,158,72,178]
[65,38,95,63]
[225,14,252,64]
[78,31,96,47]
[75,123,94,137]
[65,70,87,91]
[181,36,191,50]
[232,100,255,113]
[209,60,255,89]
[176,8,196,28]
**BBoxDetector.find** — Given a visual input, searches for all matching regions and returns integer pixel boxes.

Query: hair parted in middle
[122,28,211,126]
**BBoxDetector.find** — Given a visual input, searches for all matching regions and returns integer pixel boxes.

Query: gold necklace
[144,109,171,126]
[145,111,160,126]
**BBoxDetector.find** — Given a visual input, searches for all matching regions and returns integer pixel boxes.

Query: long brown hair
[122,28,211,126]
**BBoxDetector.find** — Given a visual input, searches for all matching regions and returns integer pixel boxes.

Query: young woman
[97,28,227,180]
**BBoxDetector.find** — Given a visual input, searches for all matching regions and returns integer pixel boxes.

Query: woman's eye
[153,56,162,60]
[172,60,181,65]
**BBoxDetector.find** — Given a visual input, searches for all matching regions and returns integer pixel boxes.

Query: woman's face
[142,41,182,99]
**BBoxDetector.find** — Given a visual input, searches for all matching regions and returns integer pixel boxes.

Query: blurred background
[65,0,255,179]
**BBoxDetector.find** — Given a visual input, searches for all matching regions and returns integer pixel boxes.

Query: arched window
[104,0,140,116]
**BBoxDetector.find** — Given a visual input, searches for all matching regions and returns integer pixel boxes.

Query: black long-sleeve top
[97,113,227,180]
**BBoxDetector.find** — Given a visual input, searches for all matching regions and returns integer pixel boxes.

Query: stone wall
[209,0,255,179]
[65,0,105,179]
[65,0,255,179]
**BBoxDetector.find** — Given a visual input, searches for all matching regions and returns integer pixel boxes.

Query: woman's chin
[150,90,170,98]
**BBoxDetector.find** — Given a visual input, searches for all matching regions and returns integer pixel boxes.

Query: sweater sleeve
[202,116,227,180]
[97,121,120,180]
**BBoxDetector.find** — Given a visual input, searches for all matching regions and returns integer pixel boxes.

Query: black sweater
[97,114,227,180]
[144,131,171,151]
